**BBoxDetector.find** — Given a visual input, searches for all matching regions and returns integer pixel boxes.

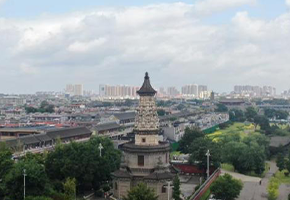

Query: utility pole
[98,143,103,157]
[167,181,172,200]
[23,169,27,200]
[206,150,210,179]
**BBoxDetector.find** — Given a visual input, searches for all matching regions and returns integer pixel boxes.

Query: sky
[0,0,290,94]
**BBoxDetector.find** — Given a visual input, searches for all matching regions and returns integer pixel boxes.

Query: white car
[209,194,221,200]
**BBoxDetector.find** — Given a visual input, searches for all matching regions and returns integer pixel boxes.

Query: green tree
[211,173,243,200]
[215,104,228,112]
[157,109,166,116]
[178,127,204,153]
[222,140,266,174]
[45,136,121,192]
[264,109,277,119]
[275,110,289,120]
[4,159,51,200]
[0,142,13,179]
[0,142,14,198]
[63,178,76,200]
[172,176,181,200]
[253,115,270,132]
[264,109,289,120]
[25,106,38,114]
[245,107,258,122]
[277,153,285,171]
[123,183,158,200]
[267,177,279,200]
[189,137,221,170]
[26,196,53,200]
[229,109,245,122]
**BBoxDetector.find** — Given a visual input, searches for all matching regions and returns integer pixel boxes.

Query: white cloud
[68,38,106,52]
[193,0,257,15]
[0,2,290,93]
[286,0,290,7]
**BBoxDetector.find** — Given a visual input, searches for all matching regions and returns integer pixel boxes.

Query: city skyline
[0,0,290,93]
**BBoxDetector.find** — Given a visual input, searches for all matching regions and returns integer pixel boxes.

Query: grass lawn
[221,163,235,172]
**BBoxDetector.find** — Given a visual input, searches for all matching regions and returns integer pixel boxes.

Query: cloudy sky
[0,0,290,94]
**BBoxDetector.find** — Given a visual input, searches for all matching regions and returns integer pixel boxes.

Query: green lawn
[221,163,235,172]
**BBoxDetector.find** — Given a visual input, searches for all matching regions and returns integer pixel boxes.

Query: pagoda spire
[137,72,157,96]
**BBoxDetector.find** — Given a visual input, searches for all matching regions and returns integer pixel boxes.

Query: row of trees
[230,106,289,123]
[178,127,269,175]
[230,107,290,136]
[0,137,121,200]
[25,101,55,113]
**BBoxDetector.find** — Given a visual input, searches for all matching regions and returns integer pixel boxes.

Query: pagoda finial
[145,72,149,80]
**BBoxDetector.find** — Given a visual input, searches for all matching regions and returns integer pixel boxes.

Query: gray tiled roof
[46,127,91,139]
[5,127,92,148]
[114,112,135,121]
[270,136,290,147]
[95,122,120,132]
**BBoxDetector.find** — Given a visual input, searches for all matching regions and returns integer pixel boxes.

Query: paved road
[222,161,281,200]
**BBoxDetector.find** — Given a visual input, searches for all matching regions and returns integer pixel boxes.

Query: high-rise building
[99,84,139,98]
[112,73,173,200]
[198,85,208,97]
[65,84,84,96]
[74,84,83,96]
[181,84,207,98]
[167,87,180,97]
[233,85,276,97]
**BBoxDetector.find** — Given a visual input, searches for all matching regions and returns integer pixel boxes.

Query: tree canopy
[172,176,181,200]
[4,158,51,200]
[229,109,246,122]
[189,137,221,169]
[45,136,121,192]
[211,173,243,200]
[245,107,258,122]
[178,127,204,154]
[123,183,158,200]
[215,104,228,113]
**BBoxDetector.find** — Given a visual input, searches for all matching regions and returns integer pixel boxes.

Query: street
[223,161,290,200]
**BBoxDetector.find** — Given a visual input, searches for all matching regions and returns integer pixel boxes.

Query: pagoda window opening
[142,138,146,143]
[162,186,166,193]
[138,155,144,166]
[115,182,118,190]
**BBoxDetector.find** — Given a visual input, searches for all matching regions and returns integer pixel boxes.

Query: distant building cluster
[65,84,84,96]
[281,89,290,98]
[181,84,208,98]
[158,84,210,99]
[233,85,276,97]
[0,96,26,107]
[99,85,140,98]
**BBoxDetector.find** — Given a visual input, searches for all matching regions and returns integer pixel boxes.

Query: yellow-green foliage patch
[207,122,261,142]
[221,163,235,172]
[274,170,290,184]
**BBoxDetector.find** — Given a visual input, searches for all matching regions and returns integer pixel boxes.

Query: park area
[206,122,260,142]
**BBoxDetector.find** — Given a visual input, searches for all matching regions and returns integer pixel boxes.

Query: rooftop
[136,72,157,96]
